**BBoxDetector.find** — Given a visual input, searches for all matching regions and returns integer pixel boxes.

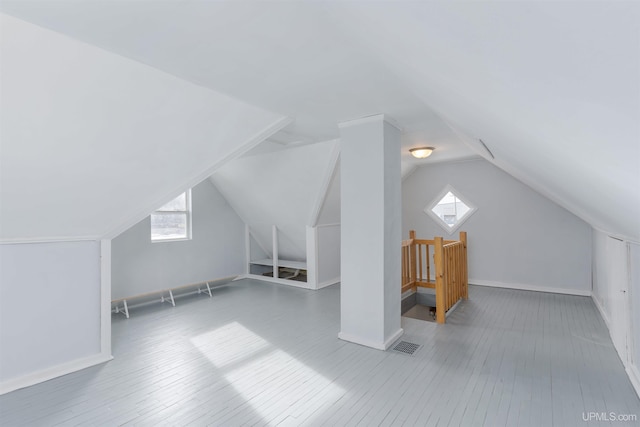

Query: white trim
[591,292,611,330]
[240,272,338,291]
[401,164,418,182]
[410,155,484,171]
[338,113,402,131]
[446,299,464,318]
[627,364,640,399]
[100,240,112,358]
[246,225,272,261]
[317,277,340,289]
[402,288,417,299]
[440,116,496,164]
[306,226,318,289]
[316,222,341,228]
[338,328,404,351]
[241,273,315,290]
[384,328,405,350]
[272,225,279,279]
[0,236,101,244]
[150,189,192,242]
[244,224,251,275]
[0,353,113,396]
[446,113,640,244]
[104,116,293,239]
[425,184,477,235]
[308,142,340,227]
[592,225,640,246]
[150,236,191,243]
[250,258,307,270]
[470,279,592,297]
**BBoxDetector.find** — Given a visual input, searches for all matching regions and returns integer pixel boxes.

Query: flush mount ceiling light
[409,147,435,159]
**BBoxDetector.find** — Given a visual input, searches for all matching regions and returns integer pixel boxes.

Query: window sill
[151,237,192,243]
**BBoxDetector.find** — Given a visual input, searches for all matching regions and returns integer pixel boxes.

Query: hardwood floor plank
[1,281,639,426]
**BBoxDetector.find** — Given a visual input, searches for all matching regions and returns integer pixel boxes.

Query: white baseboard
[470,279,592,297]
[317,277,340,289]
[239,274,338,291]
[591,295,637,400]
[627,364,640,399]
[383,328,405,350]
[338,328,404,351]
[591,293,611,330]
[241,274,315,290]
[0,352,113,395]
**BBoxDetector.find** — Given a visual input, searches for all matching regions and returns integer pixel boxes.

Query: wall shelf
[250,258,307,270]
[245,224,340,290]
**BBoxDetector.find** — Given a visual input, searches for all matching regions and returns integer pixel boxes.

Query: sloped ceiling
[0,14,286,241]
[210,140,339,261]
[1,1,638,240]
[316,161,341,226]
[332,2,640,240]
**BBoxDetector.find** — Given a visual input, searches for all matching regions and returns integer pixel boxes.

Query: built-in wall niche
[424,185,477,234]
[245,223,340,290]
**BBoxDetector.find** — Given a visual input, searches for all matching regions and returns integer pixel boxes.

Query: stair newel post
[434,236,446,324]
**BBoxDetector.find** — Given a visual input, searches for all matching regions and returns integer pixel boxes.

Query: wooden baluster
[456,246,460,301]
[434,236,445,323]
[426,244,431,283]
[448,246,451,309]
[457,244,462,300]
[458,245,462,300]
[401,246,405,286]
[454,245,459,302]
[408,246,411,287]
[409,230,416,289]
[447,246,452,309]
[418,243,423,283]
[460,231,468,299]
[402,246,408,286]
[445,246,450,310]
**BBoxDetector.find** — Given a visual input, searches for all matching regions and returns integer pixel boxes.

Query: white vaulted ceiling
[211,139,339,261]
[1,1,638,240]
[0,13,286,241]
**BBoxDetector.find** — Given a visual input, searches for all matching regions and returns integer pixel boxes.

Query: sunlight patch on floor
[190,321,270,368]
[191,321,344,425]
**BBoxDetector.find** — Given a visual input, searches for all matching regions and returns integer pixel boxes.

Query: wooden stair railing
[401,230,468,323]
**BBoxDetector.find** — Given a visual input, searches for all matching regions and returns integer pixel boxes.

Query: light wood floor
[1,279,639,426]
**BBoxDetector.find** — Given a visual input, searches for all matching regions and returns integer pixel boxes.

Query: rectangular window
[151,190,192,241]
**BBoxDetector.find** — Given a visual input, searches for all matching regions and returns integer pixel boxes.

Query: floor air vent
[392,341,420,356]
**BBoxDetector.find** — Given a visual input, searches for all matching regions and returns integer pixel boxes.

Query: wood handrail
[401,230,468,323]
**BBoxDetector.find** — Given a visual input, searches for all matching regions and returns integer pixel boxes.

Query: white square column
[338,114,403,350]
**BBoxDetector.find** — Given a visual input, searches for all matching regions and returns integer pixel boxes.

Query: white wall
[316,225,341,288]
[630,243,640,388]
[211,140,339,261]
[0,13,286,242]
[333,2,640,242]
[592,229,640,396]
[403,159,592,294]
[592,229,613,322]
[0,241,106,392]
[111,180,244,300]
[0,15,285,392]
[339,116,402,349]
[311,158,341,288]
[316,162,341,226]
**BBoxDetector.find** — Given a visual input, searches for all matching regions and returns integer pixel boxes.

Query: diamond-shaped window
[424,186,476,233]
